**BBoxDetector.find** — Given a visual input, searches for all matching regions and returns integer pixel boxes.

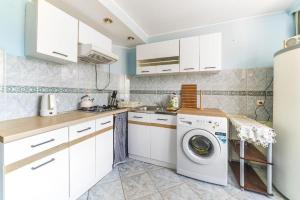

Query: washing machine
[177,113,228,186]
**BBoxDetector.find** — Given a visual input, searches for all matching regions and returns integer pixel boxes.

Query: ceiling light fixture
[128,36,135,41]
[103,18,113,24]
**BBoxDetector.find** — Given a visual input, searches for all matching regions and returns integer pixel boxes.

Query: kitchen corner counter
[177,108,227,118]
[0,109,128,143]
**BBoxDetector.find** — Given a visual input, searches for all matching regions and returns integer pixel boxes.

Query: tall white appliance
[273,46,300,200]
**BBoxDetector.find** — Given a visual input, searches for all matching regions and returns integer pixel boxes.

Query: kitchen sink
[132,106,177,115]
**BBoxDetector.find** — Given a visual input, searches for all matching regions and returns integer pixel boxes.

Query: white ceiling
[47,0,293,47]
[48,0,145,47]
[113,0,294,36]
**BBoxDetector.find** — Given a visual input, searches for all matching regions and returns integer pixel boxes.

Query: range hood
[78,43,119,64]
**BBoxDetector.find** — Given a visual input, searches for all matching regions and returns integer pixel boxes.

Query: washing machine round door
[182,129,221,164]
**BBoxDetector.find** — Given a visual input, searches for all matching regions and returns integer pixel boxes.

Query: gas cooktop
[78,105,118,113]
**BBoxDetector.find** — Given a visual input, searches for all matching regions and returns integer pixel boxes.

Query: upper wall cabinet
[180,36,200,72]
[199,33,222,71]
[25,0,78,64]
[136,40,180,75]
[136,40,179,60]
[79,21,112,52]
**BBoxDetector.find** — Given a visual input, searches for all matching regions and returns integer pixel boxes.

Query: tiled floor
[77,158,284,200]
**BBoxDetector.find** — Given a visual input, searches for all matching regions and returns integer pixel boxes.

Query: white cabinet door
[150,127,176,164]
[95,129,113,180]
[128,123,151,158]
[26,0,78,63]
[180,36,200,72]
[5,149,69,200]
[37,0,78,62]
[199,33,222,71]
[136,40,179,60]
[157,64,180,74]
[70,137,96,200]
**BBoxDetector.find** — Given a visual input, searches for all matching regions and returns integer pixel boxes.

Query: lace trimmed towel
[228,115,276,148]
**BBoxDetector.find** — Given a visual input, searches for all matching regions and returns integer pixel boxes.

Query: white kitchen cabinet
[96,129,113,180]
[128,112,176,168]
[79,21,112,52]
[128,112,151,158]
[25,0,78,63]
[199,32,222,71]
[136,39,179,60]
[128,123,151,158]
[69,138,95,200]
[150,127,176,164]
[180,36,200,72]
[5,149,69,200]
[95,115,114,181]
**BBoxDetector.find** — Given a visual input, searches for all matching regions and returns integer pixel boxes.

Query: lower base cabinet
[128,112,176,167]
[150,127,176,164]
[70,138,96,200]
[5,149,69,200]
[96,129,113,180]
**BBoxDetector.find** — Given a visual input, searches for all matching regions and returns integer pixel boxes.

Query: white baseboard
[128,154,176,169]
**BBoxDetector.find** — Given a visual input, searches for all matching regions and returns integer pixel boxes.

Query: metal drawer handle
[77,127,92,133]
[133,116,143,119]
[141,70,150,73]
[162,69,171,72]
[101,121,111,125]
[52,51,68,57]
[31,158,55,170]
[157,118,168,121]
[204,66,216,69]
[31,138,55,148]
[184,68,195,70]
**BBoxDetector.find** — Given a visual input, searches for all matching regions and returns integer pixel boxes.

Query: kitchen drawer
[128,112,149,123]
[4,127,68,165]
[157,64,179,74]
[69,120,95,141]
[150,114,177,126]
[136,66,157,75]
[96,115,113,131]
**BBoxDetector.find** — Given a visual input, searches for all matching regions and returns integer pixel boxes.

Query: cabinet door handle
[31,138,55,148]
[141,70,150,73]
[133,116,143,119]
[31,158,55,170]
[184,68,195,70]
[157,118,168,121]
[204,66,216,69]
[101,121,111,125]
[52,51,68,57]
[162,69,172,72]
[77,127,92,133]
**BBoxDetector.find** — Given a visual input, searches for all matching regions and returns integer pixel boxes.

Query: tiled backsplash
[0,51,130,121]
[129,68,273,121]
[0,49,273,122]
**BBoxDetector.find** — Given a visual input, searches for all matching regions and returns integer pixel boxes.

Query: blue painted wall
[0,0,28,56]
[288,0,300,14]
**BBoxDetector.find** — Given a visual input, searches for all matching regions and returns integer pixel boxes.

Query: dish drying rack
[228,115,274,196]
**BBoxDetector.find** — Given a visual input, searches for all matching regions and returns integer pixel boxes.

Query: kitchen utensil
[40,94,57,116]
[80,95,94,108]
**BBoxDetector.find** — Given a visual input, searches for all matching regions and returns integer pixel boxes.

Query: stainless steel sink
[132,106,177,115]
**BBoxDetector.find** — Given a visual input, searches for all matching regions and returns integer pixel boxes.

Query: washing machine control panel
[177,114,228,134]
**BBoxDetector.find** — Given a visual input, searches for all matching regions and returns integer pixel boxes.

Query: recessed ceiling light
[128,36,135,41]
[103,18,113,24]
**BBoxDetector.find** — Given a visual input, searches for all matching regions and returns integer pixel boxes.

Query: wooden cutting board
[181,84,197,108]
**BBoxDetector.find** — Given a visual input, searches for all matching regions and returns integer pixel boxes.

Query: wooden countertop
[177,108,227,118]
[0,109,128,144]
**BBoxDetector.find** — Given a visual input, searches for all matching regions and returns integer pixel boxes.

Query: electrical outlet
[256,100,265,106]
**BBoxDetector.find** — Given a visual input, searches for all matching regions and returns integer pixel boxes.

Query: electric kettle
[40,94,57,116]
